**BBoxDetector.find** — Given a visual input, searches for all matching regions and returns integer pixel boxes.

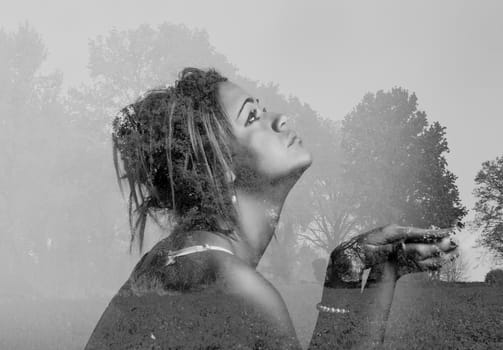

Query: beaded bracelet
[316,303,350,314]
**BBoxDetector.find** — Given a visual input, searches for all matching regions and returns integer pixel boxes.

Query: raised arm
[307,225,458,349]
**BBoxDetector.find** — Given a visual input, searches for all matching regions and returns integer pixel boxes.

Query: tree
[0,23,82,295]
[473,155,503,260]
[301,88,467,254]
[485,268,503,285]
[298,120,357,253]
[342,88,466,230]
[440,253,468,282]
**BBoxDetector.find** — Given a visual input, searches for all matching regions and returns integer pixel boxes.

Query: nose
[272,113,288,132]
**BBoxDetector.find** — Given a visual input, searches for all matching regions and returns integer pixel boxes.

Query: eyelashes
[245,108,260,126]
[244,106,267,126]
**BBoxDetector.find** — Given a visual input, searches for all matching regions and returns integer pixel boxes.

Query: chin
[282,156,313,184]
[298,149,313,171]
[286,150,313,178]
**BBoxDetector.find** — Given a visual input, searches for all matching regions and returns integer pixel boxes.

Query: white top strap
[165,244,234,266]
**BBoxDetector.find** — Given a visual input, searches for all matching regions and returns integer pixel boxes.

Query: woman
[85,68,458,349]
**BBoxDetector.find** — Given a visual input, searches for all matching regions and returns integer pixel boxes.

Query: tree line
[1,23,499,296]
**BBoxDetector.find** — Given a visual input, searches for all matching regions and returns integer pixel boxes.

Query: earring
[226,170,236,184]
[231,194,237,204]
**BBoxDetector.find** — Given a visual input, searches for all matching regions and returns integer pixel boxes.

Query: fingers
[395,240,459,276]
[416,249,459,271]
[398,226,453,242]
[404,238,458,259]
[363,225,455,246]
[364,243,395,255]
[404,243,442,260]
[359,225,459,272]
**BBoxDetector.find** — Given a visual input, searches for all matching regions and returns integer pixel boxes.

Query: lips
[287,132,300,147]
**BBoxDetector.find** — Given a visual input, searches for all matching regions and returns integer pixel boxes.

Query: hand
[327,224,459,284]
[363,224,460,279]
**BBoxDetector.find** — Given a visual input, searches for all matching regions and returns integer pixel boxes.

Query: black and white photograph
[1,1,502,349]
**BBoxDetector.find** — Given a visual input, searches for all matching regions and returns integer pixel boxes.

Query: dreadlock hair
[112,68,237,253]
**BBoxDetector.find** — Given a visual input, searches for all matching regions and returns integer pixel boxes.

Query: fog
[1,1,503,348]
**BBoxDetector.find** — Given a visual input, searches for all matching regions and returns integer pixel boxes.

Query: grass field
[0,281,501,349]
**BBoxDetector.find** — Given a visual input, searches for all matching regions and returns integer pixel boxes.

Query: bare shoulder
[222,258,280,301]
[219,257,298,339]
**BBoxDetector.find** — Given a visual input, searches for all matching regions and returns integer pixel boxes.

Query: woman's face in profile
[217,81,312,186]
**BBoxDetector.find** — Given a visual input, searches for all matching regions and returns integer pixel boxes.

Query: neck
[228,175,299,267]
[188,174,300,268]
[227,192,280,267]
[183,188,286,268]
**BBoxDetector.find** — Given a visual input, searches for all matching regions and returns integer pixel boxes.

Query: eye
[245,108,260,126]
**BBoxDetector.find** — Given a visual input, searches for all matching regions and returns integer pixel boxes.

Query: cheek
[238,133,291,177]
[232,134,266,168]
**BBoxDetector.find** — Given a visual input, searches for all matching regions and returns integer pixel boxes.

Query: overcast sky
[2,0,501,279]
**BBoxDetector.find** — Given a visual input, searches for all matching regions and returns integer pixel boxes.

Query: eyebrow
[237,97,255,120]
